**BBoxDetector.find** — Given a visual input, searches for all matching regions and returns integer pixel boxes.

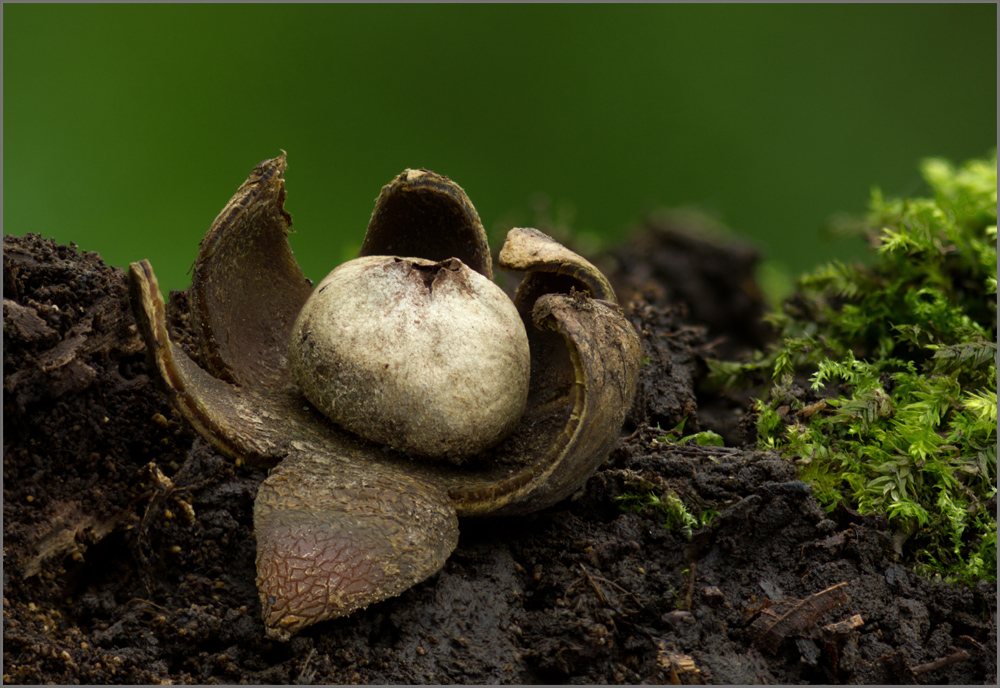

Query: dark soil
[4,221,997,684]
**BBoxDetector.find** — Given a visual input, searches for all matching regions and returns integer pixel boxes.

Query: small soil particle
[4,230,996,684]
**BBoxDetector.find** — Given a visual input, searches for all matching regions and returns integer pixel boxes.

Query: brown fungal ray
[130,260,303,466]
[127,155,642,640]
[499,226,616,303]
[254,449,458,642]
[445,289,642,516]
[360,169,493,280]
[188,152,313,389]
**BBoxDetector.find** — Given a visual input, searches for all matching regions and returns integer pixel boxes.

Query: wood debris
[750,581,849,654]
[657,643,703,685]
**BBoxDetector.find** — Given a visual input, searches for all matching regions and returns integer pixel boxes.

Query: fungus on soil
[128,154,641,641]
[290,254,531,460]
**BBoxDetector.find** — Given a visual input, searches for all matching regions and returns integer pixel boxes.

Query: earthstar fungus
[128,153,641,641]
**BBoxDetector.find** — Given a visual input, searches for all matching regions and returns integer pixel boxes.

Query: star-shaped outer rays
[128,154,641,640]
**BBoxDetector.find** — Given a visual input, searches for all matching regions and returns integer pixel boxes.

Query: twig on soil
[124,598,174,617]
[684,562,696,611]
[567,563,641,612]
[620,427,643,444]
[580,563,609,606]
[958,634,985,651]
[911,650,970,676]
[296,648,318,685]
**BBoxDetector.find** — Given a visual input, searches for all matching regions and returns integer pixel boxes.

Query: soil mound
[4,229,995,684]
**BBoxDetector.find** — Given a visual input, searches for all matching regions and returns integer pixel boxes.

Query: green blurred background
[4,4,996,295]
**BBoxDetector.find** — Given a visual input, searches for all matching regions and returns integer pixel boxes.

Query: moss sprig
[709,152,997,583]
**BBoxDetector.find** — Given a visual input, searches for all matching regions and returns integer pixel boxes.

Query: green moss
[709,153,997,583]
[617,491,701,540]
[652,418,726,448]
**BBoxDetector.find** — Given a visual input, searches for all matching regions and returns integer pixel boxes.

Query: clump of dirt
[4,230,996,684]
[608,210,772,359]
